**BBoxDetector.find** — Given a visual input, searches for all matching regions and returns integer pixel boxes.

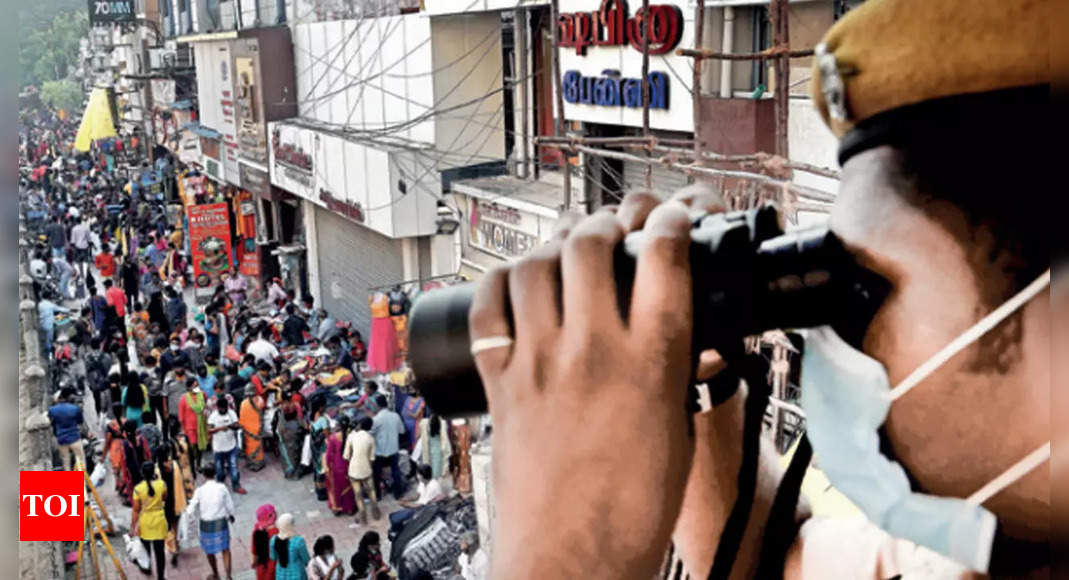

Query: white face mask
[799,269,1050,572]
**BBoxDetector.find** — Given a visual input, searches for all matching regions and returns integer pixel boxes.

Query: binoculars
[408,205,890,418]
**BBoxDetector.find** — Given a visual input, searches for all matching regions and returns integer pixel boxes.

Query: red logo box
[20,471,85,542]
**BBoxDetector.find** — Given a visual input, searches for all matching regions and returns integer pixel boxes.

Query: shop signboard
[187,203,233,303]
[239,163,272,198]
[468,199,541,260]
[270,123,314,193]
[88,0,134,24]
[557,0,694,132]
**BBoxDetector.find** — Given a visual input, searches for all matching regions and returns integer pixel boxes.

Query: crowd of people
[21,107,486,580]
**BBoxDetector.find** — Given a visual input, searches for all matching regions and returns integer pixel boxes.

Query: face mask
[170,344,179,351]
[799,269,1050,573]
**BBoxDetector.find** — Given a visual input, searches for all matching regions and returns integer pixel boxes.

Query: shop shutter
[621,159,692,198]
[314,206,404,335]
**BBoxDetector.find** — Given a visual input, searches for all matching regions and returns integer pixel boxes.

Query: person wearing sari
[309,402,331,502]
[177,378,208,473]
[252,504,279,580]
[323,418,356,516]
[104,406,129,497]
[167,416,197,493]
[276,394,305,480]
[240,384,267,471]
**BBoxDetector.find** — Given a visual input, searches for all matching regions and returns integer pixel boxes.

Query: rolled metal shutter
[621,159,692,198]
[314,206,404,334]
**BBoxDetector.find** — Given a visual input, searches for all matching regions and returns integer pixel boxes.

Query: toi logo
[20,471,85,541]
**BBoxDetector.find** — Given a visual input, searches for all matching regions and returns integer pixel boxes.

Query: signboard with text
[188,203,233,302]
[468,199,543,260]
[557,0,694,132]
[88,0,134,24]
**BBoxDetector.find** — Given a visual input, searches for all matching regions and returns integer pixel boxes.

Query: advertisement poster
[187,203,233,303]
[238,237,262,300]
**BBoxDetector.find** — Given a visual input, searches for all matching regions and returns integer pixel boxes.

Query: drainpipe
[719,6,734,98]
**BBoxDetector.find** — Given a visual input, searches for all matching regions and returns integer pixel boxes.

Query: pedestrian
[199,365,221,396]
[369,394,405,500]
[309,402,331,501]
[456,531,488,580]
[224,267,248,307]
[48,387,86,471]
[239,384,267,471]
[88,286,109,332]
[147,275,170,336]
[307,535,344,580]
[342,417,379,525]
[142,355,165,423]
[276,392,305,480]
[165,287,186,331]
[94,245,116,280]
[207,397,246,494]
[121,254,139,308]
[324,417,355,516]
[166,416,196,491]
[281,304,308,347]
[122,373,150,428]
[103,278,127,331]
[52,253,75,300]
[37,294,69,355]
[121,420,152,505]
[177,376,208,473]
[155,442,187,569]
[186,463,235,580]
[414,414,451,482]
[131,461,168,580]
[351,532,389,579]
[247,329,279,365]
[162,366,187,424]
[160,335,192,376]
[138,411,165,458]
[389,465,441,532]
[251,504,279,580]
[270,513,310,580]
[46,214,67,258]
[84,336,113,413]
[70,218,91,277]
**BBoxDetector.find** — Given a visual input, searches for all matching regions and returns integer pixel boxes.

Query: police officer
[466,0,1050,577]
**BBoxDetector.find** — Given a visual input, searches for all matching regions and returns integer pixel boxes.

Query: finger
[616,192,662,232]
[560,211,627,330]
[468,267,513,382]
[629,200,693,378]
[669,183,727,219]
[508,241,563,350]
[550,211,583,242]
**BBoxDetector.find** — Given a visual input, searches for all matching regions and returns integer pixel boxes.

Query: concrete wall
[430,13,507,167]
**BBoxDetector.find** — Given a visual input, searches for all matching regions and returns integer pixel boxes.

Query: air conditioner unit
[148,48,178,70]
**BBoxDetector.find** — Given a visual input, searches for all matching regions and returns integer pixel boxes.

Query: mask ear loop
[888,269,1050,402]
[967,441,1050,506]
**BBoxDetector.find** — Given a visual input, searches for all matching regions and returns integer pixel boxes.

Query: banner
[187,203,233,302]
[238,237,262,300]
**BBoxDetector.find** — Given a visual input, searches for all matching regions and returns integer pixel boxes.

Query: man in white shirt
[186,463,236,580]
[246,330,279,364]
[389,464,443,531]
[207,398,246,494]
[70,219,91,277]
[458,532,489,580]
[342,416,380,524]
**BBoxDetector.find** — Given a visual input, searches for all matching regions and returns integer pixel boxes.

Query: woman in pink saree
[324,417,356,515]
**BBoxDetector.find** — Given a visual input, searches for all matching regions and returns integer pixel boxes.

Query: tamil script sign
[557,0,693,132]
[88,0,135,24]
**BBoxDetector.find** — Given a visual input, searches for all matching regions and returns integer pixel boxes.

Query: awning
[180,122,222,139]
[74,88,118,152]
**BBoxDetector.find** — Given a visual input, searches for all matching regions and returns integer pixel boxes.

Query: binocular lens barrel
[409,218,886,418]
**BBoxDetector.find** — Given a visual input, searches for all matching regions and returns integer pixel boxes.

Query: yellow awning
[74,88,118,152]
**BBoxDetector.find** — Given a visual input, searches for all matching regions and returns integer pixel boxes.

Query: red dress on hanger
[366,292,399,373]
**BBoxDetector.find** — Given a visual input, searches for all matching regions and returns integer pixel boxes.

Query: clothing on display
[366,292,400,374]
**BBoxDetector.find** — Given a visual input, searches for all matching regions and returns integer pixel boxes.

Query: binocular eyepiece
[408,206,889,418]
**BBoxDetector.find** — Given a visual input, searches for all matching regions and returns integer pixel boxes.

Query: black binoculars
[408,205,889,417]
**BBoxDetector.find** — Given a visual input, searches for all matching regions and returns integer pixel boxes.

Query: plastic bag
[90,462,107,489]
[300,434,312,467]
[124,534,151,573]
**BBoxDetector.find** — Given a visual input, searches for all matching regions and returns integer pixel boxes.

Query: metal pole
[692,0,706,165]
[771,0,790,157]
[516,7,530,180]
[641,0,652,190]
[550,0,572,209]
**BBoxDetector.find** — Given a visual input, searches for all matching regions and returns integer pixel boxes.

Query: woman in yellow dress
[131,461,169,580]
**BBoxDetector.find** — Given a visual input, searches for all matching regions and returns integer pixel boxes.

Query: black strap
[706,357,770,580]
[754,435,812,579]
